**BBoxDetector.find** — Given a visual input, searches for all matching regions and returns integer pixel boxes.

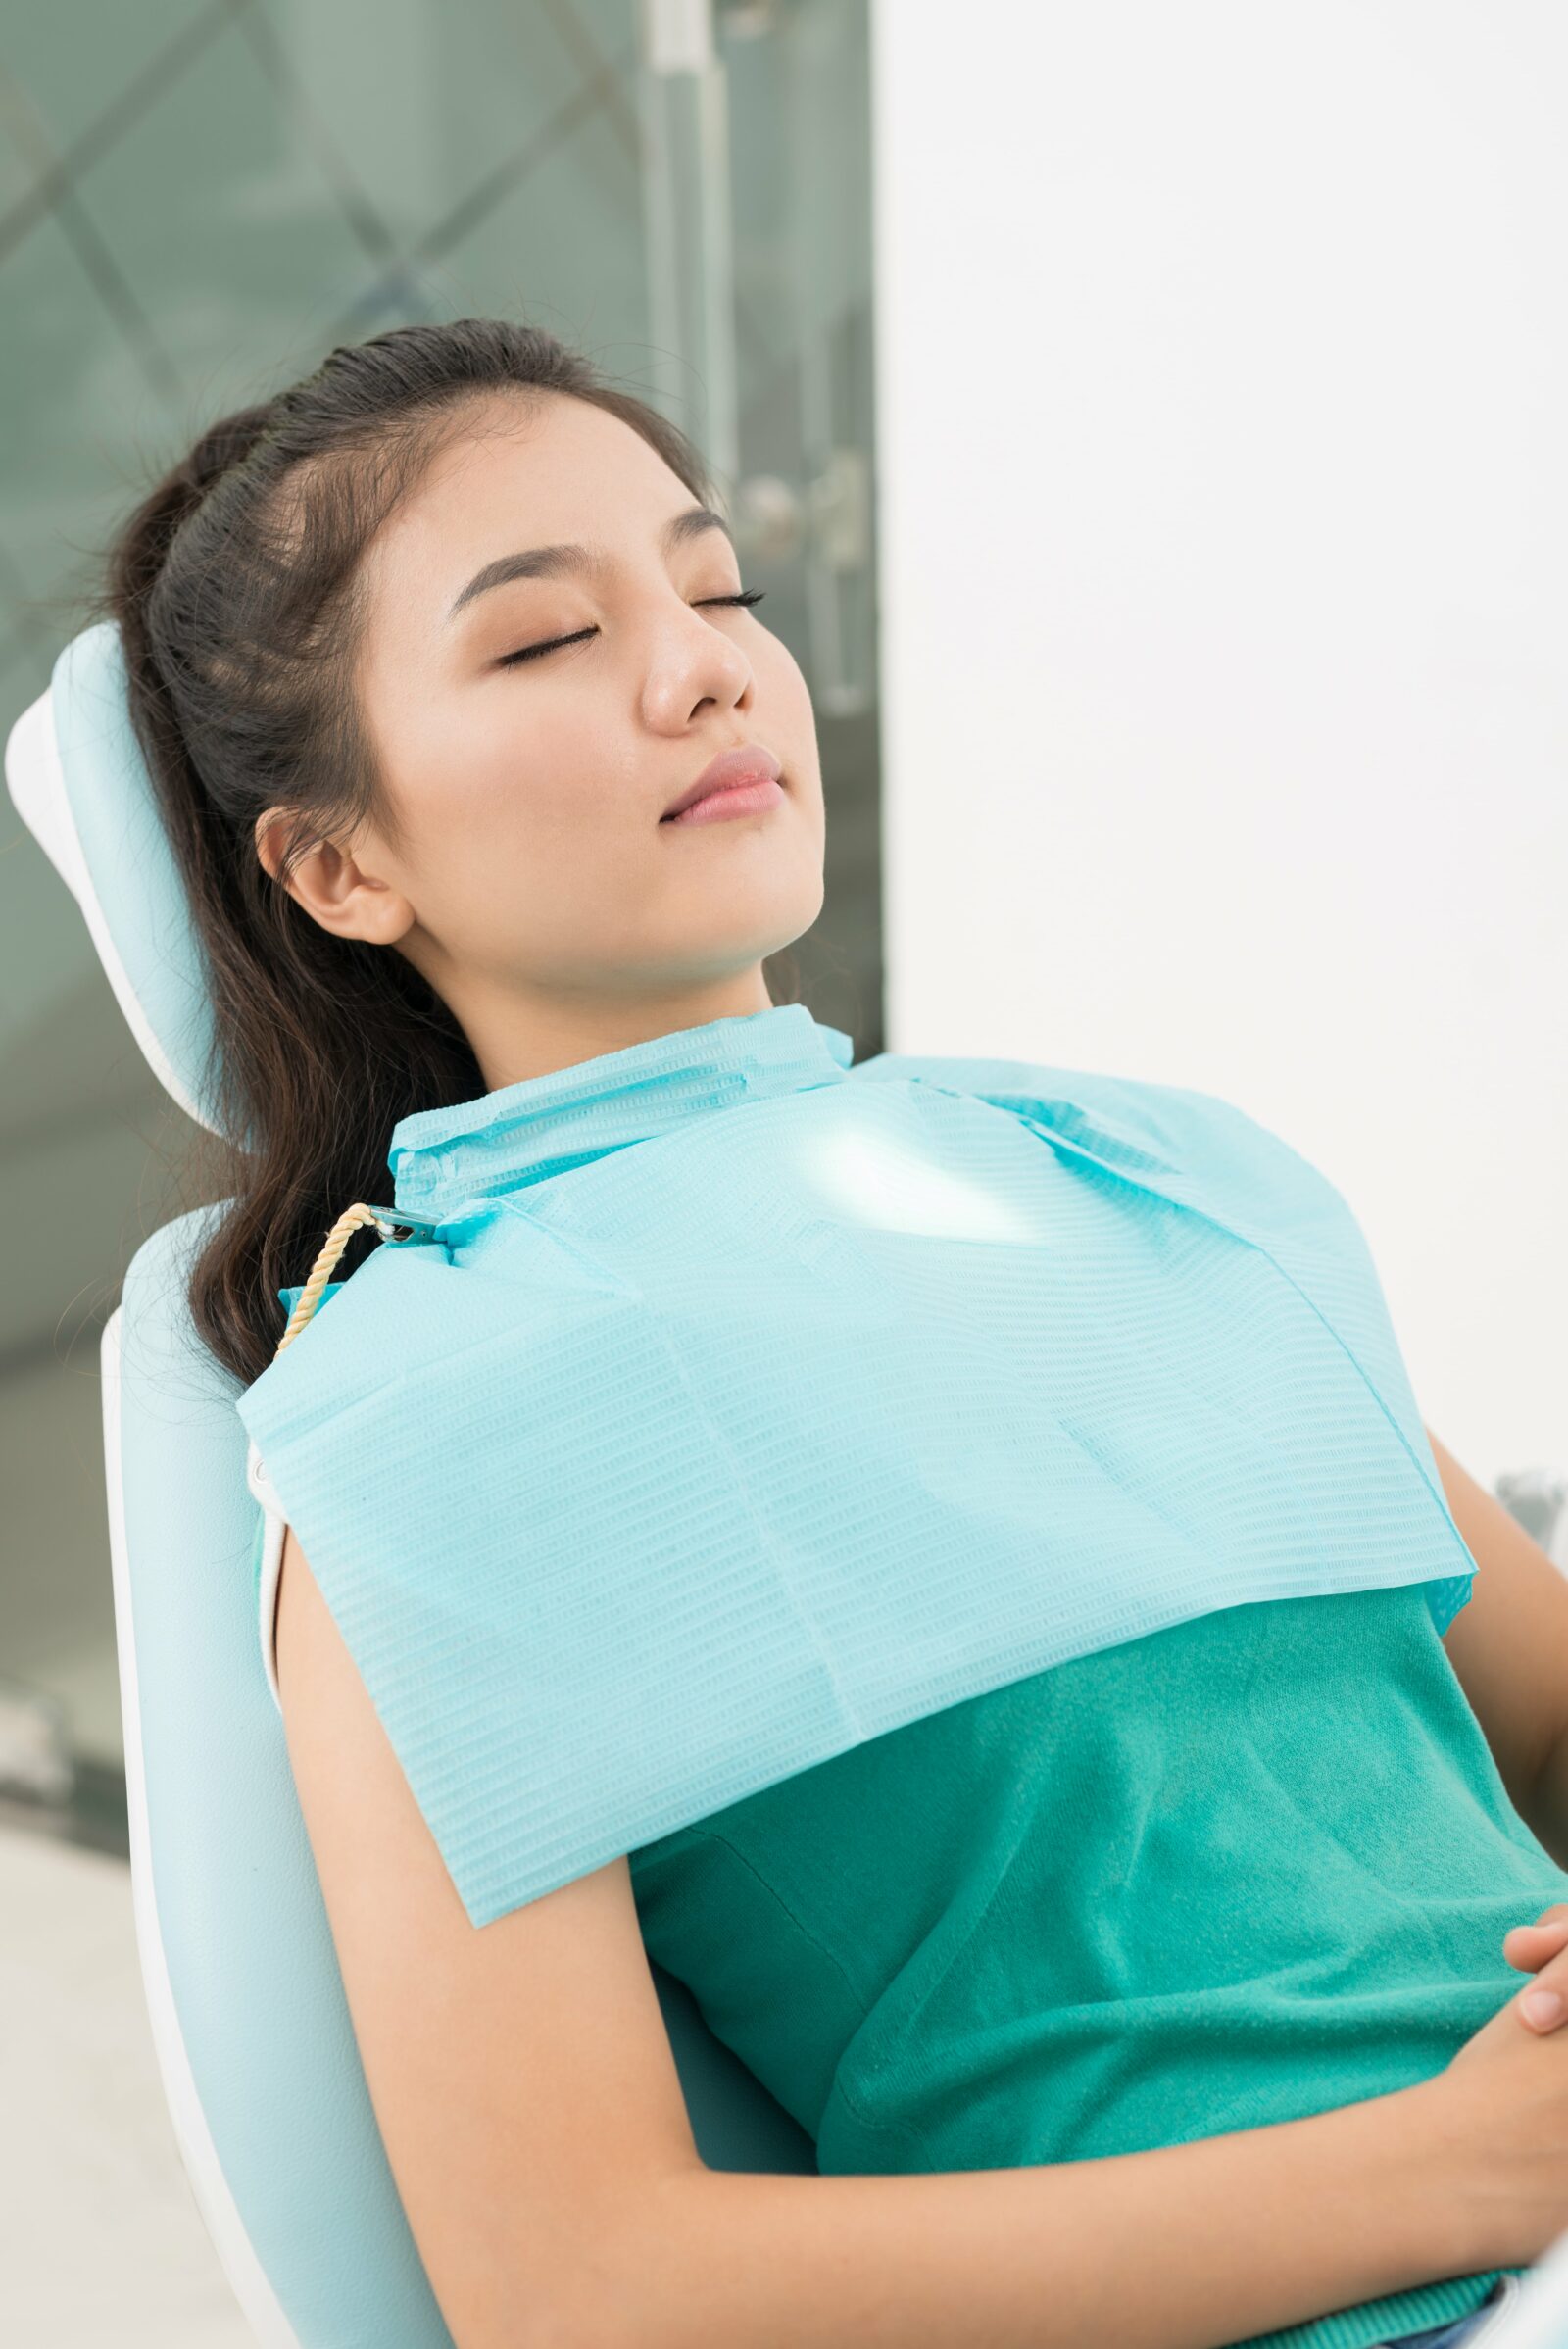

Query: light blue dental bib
[235,1003,1473,1929]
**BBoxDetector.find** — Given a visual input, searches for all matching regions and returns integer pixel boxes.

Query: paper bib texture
[235,1010,1472,1928]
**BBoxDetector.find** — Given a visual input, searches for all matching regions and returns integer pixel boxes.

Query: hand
[1424,1916,1568,2269]
[1502,1903,1568,2031]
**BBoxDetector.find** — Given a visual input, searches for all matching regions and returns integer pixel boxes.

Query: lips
[662,743,782,821]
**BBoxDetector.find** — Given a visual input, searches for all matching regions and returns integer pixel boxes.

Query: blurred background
[4,1,1567,2340]
[1,0,878,1820]
[0,2,877,2335]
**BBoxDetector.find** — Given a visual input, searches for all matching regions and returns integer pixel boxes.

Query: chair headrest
[4,622,225,1137]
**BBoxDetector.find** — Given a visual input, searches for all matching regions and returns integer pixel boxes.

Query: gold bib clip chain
[272,1205,444,1360]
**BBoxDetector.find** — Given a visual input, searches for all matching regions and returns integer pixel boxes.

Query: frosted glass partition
[0,0,878,1806]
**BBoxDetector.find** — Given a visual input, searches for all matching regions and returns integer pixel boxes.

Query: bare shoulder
[273,1525,704,2347]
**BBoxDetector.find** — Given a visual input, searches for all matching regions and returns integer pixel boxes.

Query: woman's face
[264,392,826,1088]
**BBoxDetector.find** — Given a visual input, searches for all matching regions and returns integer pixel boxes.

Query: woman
[96,318,1568,2349]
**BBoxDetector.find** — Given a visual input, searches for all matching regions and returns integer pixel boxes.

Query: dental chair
[9,623,1568,2349]
[4,622,817,2349]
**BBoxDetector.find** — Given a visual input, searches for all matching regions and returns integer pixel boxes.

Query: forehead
[368,394,686,600]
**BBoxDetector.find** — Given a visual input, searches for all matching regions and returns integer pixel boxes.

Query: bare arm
[1538,1738,1568,1873]
[277,1525,1568,2349]
[1430,1424,1568,1867]
[619,2081,1454,2349]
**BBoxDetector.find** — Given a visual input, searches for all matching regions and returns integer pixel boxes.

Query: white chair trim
[246,1439,286,1718]
[5,685,209,1131]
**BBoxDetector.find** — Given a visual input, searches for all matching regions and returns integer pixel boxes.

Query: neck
[387,999,857,1222]
[451,968,781,1095]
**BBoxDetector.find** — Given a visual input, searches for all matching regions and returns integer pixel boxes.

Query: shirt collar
[388,1002,858,1221]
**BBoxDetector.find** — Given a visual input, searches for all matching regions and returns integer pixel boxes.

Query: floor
[0,1814,254,2347]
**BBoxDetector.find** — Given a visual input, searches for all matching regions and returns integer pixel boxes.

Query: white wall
[869,0,1568,1489]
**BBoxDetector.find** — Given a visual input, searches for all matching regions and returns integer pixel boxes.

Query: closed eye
[496,589,766,668]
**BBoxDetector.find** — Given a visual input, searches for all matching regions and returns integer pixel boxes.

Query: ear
[253,806,416,947]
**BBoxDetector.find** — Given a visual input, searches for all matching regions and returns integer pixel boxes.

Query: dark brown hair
[89,317,797,1393]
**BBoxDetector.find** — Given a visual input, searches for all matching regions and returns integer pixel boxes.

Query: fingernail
[1522,1989,1564,2027]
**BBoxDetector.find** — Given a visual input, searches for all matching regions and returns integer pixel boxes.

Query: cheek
[377,707,543,895]
[463,690,630,824]
[426,726,639,925]
[762,645,820,769]
[763,632,811,706]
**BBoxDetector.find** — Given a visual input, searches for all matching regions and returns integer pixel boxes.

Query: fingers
[1503,1907,1568,1975]
[1512,1932,1568,2033]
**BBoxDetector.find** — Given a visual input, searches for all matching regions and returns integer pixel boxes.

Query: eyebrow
[446,505,736,621]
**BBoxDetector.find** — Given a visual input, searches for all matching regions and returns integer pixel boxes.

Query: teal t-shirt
[629,1581,1568,2349]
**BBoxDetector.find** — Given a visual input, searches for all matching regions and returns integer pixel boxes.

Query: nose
[640,598,754,732]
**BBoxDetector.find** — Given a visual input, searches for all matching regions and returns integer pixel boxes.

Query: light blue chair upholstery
[6,623,815,2349]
